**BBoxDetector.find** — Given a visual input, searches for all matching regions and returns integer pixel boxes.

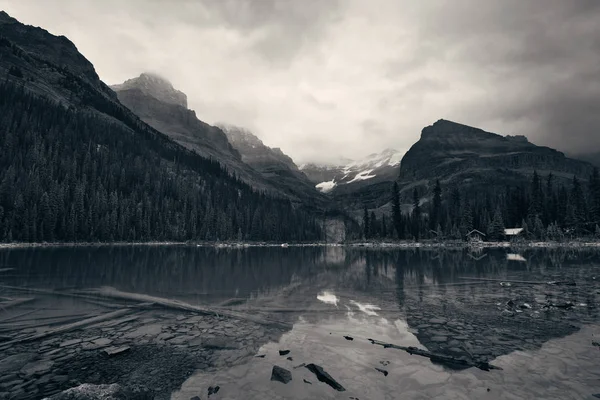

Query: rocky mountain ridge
[217,124,325,205]
[111,72,188,108]
[301,148,403,194]
[110,74,305,200]
[399,119,595,196]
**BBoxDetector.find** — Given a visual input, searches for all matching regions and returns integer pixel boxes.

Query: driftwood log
[368,338,502,372]
[79,287,292,330]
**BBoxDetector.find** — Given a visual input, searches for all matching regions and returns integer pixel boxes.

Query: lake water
[0,246,599,399]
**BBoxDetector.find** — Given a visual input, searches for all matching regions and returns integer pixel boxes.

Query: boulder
[270,365,292,384]
[305,363,345,391]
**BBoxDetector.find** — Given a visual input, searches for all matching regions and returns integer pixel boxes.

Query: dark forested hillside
[0,80,321,243]
[362,170,600,242]
[0,12,322,243]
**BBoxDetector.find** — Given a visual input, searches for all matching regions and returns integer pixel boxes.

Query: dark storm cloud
[397,0,600,153]
[1,0,599,162]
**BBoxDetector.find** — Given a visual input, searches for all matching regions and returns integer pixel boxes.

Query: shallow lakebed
[0,245,599,399]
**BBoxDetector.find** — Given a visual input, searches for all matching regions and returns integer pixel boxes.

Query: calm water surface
[0,246,599,399]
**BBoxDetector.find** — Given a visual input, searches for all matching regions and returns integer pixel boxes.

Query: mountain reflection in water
[1,245,599,398]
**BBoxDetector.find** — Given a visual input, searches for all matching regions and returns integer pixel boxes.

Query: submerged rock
[207,385,220,397]
[270,365,292,384]
[375,367,388,376]
[102,346,130,357]
[48,383,152,399]
[305,363,345,392]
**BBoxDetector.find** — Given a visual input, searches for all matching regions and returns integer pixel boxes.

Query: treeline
[363,170,600,241]
[0,81,322,243]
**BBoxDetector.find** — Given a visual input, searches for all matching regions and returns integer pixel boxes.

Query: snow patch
[346,169,376,184]
[388,152,403,166]
[316,180,337,193]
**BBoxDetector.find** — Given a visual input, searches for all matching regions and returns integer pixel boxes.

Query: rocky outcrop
[218,124,325,204]
[397,119,596,202]
[400,119,593,183]
[111,76,288,196]
[0,11,116,104]
[111,73,187,108]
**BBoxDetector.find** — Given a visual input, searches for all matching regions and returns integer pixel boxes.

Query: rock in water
[305,363,345,391]
[102,346,131,357]
[207,385,220,397]
[375,367,389,376]
[270,365,292,384]
[49,383,152,399]
[279,349,290,356]
[343,336,354,341]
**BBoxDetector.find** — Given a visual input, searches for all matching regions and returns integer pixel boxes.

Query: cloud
[1,0,599,163]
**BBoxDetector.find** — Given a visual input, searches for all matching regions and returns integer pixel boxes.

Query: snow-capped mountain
[301,148,403,194]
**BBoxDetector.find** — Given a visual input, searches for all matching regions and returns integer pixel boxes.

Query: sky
[1,0,599,164]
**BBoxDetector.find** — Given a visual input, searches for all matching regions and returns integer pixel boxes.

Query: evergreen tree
[363,206,370,239]
[412,188,420,241]
[487,207,505,241]
[370,211,378,238]
[391,182,401,239]
[430,179,442,231]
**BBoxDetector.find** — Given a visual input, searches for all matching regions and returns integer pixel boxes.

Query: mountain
[110,74,283,196]
[399,119,595,198]
[217,124,324,204]
[112,72,187,107]
[301,149,403,210]
[0,11,322,243]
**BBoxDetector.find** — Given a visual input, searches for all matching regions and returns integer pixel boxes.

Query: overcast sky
[2,1,599,164]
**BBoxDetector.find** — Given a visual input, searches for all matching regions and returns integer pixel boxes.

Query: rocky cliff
[217,124,326,206]
[111,75,287,196]
[111,72,187,108]
[398,119,595,196]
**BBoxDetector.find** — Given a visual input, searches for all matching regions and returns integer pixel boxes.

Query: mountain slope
[398,119,596,203]
[301,149,403,210]
[110,74,285,196]
[217,124,325,204]
[0,11,322,243]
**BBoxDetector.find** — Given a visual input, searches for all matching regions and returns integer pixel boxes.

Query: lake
[0,245,599,399]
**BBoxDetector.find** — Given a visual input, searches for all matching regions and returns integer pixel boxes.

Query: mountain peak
[421,119,488,139]
[111,72,187,108]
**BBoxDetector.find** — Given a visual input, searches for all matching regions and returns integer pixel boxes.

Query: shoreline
[1,240,600,250]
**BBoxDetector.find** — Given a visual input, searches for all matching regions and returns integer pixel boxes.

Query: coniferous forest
[0,81,322,243]
[363,171,600,242]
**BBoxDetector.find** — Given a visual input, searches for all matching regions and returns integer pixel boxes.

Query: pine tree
[430,179,442,230]
[412,188,420,241]
[363,206,370,239]
[370,211,378,238]
[391,182,401,239]
[488,207,505,241]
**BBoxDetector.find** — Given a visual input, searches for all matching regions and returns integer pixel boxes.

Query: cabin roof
[504,228,524,235]
[466,229,486,237]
